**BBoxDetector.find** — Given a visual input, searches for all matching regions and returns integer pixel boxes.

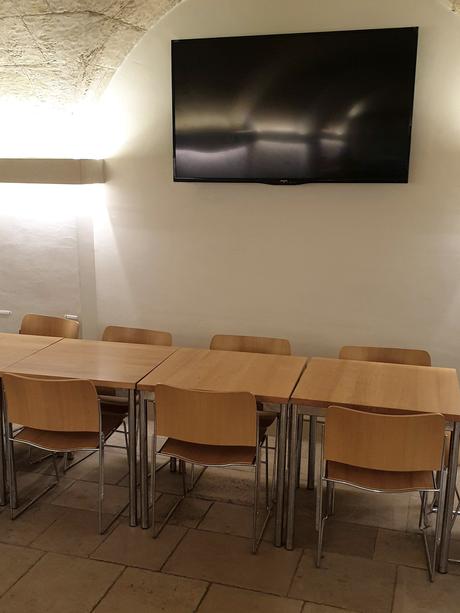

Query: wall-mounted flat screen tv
[172,27,418,185]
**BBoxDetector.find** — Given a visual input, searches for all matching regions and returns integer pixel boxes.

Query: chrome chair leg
[153,457,187,539]
[252,434,261,554]
[316,475,327,567]
[307,416,317,490]
[98,433,105,534]
[264,435,269,509]
[151,428,157,537]
[295,415,303,488]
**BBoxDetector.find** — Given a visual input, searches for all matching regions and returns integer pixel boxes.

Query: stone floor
[0,430,459,613]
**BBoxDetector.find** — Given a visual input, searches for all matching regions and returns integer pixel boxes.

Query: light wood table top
[291,357,460,420]
[3,338,177,389]
[138,347,308,403]
[0,332,62,372]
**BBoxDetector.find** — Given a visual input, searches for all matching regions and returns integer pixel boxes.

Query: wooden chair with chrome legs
[316,406,446,581]
[2,374,127,533]
[19,314,80,466]
[209,334,291,495]
[20,313,80,339]
[303,344,433,490]
[62,324,173,474]
[150,385,272,553]
[338,345,431,366]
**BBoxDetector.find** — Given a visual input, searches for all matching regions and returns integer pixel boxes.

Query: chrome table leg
[128,389,138,527]
[307,416,317,490]
[0,386,7,505]
[274,403,288,547]
[438,421,460,572]
[286,404,298,550]
[139,391,149,529]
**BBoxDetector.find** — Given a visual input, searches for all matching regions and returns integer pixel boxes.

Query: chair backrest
[102,325,172,346]
[210,334,291,356]
[339,345,431,367]
[154,385,257,447]
[2,374,99,432]
[20,314,80,339]
[324,405,445,472]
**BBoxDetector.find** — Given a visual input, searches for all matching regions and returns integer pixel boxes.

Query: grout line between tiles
[0,546,46,599]
[89,563,126,613]
[193,580,212,612]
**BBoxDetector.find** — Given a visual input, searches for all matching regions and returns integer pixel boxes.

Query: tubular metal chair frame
[149,398,273,554]
[3,388,128,535]
[316,420,447,581]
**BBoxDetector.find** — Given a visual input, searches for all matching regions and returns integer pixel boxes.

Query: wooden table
[0,332,61,371]
[288,357,460,573]
[0,333,63,504]
[2,338,177,526]
[137,347,308,542]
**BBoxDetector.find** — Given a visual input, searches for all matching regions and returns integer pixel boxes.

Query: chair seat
[326,460,435,492]
[101,402,128,416]
[13,413,124,452]
[159,438,257,466]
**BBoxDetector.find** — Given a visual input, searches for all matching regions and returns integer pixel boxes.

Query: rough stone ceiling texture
[0,0,182,108]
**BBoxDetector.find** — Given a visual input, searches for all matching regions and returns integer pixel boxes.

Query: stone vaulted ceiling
[0,1,459,110]
[0,0,182,108]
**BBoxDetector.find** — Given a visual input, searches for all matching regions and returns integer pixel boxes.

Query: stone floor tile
[48,448,129,485]
[393,565,460,612]
[198,584,303,612]
[289,549,396,613]
[0,552,122,613]
[374,528,427,569]
[31,508,117,556]
[332,485,410,531]
[0,542,42,596]
[164,529,302,595]
[0,503,64,546]
[198,501,254,538]
[94,567,207,613]
[191,466,256,506]
[91,520,186,570]
[15,470,75,504]
[155,494,212,528]
[294,516,378,559]
[51,480,128,515]
[406,493,460,539]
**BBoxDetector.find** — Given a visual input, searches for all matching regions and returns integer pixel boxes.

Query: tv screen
[172,27,418,184]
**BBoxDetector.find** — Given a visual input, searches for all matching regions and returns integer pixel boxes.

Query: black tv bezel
[171,27,419,186]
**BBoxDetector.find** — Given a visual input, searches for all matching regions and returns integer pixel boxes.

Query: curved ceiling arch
[0,0,183,108]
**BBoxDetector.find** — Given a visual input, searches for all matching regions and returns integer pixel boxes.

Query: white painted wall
[0,184,81,333]
[96,0,460,367]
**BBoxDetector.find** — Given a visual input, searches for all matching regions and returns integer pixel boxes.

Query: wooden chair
[210,334,291,355]
[209,334,291,493]
[2,374,127,533]
[299,344,434,490]
[210,333,291,428]
[339,345,431,366]
[317,406,446,581]
[97,325,173,455]
[150,385,271,552]
[102,325,172,346]
[20,313,79,339]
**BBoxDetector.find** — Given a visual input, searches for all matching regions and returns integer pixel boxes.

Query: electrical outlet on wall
[64,314,79,321]
[0,310,12,317]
